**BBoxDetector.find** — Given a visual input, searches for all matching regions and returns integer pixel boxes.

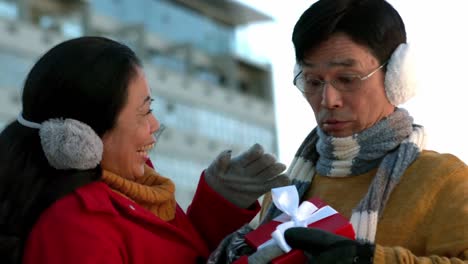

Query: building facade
[0,0,277,210]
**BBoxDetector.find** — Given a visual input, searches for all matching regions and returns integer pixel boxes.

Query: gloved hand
[284,227,375,264]
[248,243,283,264]
[205,143,290,208]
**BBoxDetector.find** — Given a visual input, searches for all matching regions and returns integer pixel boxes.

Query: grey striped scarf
[262,108,426,243]
[208,108,425,263]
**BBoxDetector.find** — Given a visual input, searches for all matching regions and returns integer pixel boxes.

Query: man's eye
[305,78,323,88]
[336,75,358,85]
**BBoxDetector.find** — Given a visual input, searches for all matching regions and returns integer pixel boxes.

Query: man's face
[301,33,395,137]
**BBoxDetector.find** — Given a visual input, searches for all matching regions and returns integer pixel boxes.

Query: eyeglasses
[154,123,166,143]
[293,62,387,94]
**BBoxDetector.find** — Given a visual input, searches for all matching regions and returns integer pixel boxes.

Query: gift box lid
[245,197,355,249]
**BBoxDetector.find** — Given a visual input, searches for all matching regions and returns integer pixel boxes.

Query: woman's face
[100,67,159,180]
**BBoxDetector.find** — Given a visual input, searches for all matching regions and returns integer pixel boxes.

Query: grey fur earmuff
[17,115,103,170]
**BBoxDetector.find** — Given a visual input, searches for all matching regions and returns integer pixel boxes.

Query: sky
[237,0,468,165]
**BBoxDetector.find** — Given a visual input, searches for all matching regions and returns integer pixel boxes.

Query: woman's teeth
[137,143,155,157]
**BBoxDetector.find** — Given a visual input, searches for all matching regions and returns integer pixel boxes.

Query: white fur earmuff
[384,43,417,106]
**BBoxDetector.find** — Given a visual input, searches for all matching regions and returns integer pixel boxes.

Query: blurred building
[0,0,277,210]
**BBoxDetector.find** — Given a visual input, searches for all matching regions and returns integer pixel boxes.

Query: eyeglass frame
[153,123,166,143]
[292,62,388,94]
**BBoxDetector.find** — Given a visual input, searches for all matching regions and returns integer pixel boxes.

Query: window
[0,1,18,20]
[152,96,274,151]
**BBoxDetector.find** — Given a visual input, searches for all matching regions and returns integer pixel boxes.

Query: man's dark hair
[292,0,406,65]
[0,36,141,263]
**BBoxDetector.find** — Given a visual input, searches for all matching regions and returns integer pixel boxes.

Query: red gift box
[245,197,355,264]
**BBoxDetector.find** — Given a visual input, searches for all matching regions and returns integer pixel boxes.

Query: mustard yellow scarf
[101,165,176,221]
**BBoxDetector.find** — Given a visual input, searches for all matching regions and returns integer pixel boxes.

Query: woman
[0,37,288,263]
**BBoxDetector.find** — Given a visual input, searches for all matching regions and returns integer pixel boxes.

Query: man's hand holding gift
[245,185,357,264]
[284,227,375,264]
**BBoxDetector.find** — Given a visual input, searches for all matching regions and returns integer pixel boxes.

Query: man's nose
[320,82,343,109]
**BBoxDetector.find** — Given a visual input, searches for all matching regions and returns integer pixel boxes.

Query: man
[252,0,468,263]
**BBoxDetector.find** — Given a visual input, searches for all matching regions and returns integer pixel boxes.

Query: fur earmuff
[384,43,417,106]
[39,118,103,170]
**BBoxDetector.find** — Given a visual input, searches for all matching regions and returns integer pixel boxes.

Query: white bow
[259,185,338,252]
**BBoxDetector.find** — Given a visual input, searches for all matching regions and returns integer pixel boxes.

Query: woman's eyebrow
[140,96,152,107]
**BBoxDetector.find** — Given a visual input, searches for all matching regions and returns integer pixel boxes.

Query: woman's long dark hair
[0,36,141,263]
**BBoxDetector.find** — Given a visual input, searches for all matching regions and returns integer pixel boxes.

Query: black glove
[284,227,375,264]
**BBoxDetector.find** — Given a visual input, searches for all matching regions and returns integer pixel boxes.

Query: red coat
[23,173,259,263]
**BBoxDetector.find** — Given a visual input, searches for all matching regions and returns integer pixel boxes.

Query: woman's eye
[146,109,153,115]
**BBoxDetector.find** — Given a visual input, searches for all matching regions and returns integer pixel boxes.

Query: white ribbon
[258,185,338,252]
